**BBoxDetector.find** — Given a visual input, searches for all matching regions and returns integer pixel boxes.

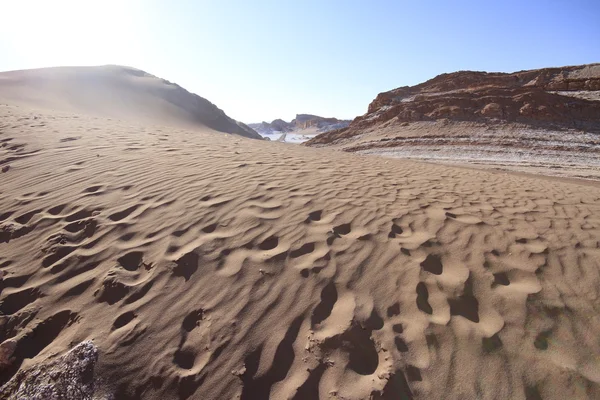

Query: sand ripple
[1,105,600,399]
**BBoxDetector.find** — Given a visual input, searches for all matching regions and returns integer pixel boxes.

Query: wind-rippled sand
[1,104,600,399]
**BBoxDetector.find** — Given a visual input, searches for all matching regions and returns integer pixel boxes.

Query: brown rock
[306,63,600,147]
[0,339,17,370]
[519,103,535,116]
[480,103,503,118]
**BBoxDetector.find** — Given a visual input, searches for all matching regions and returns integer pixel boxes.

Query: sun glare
[1,0,143,68]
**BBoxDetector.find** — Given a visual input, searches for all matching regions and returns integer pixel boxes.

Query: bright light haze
[1,0,598,123]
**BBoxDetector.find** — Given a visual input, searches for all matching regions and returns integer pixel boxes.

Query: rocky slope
[249,114,350,137]
[0,65,262,139]
[305,64,600,179]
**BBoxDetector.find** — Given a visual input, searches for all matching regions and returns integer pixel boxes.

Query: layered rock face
[307,64,600,146]
[305,64,600,180]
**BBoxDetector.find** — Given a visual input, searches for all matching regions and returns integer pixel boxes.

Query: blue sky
[1,0,598,123]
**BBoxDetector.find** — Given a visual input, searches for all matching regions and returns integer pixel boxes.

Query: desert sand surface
[1,102,600,400]
[1,64,600,399]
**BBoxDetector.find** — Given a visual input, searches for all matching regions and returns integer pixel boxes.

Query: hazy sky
[1,1,598,123]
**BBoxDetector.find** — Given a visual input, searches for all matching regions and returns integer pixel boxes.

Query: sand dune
[0,65,261,139]
[1,100,600,399]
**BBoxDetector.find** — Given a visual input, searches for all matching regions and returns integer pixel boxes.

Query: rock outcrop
[0,341,99,399]
[306,64,600,147]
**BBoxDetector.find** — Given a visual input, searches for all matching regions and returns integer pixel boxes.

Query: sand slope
[1,103,600,399]
[0,65,262,139]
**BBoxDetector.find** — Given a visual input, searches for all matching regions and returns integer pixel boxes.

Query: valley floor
[310,121,600,181]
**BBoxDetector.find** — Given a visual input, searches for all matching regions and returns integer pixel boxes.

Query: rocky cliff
[305,64,600,180]
[307,64,600,146]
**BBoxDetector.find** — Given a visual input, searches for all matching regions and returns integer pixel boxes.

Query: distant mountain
[249,114,351,136]
[0,65,262,139]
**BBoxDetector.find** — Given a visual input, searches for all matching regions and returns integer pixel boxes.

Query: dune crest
[0,65,261,139]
